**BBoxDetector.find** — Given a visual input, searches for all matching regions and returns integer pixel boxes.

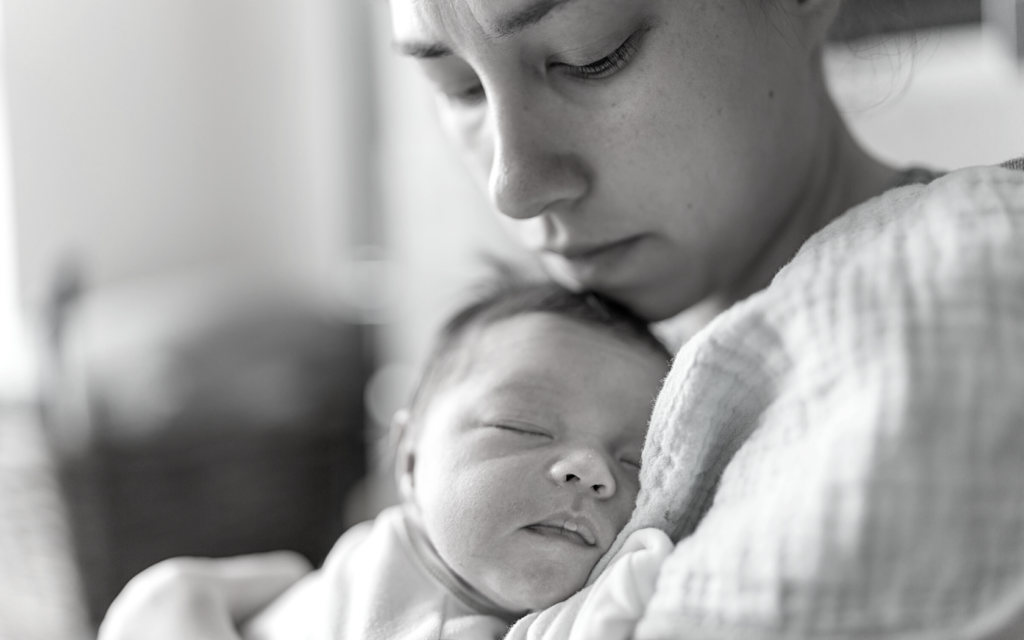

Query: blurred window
[0,3,32,403]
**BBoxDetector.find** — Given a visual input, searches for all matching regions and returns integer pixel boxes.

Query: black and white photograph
[1,0,1023,638]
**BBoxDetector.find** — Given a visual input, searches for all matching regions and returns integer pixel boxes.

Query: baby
[243,280,671,640]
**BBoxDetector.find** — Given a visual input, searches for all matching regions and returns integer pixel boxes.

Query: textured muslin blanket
[587,164,1024,639]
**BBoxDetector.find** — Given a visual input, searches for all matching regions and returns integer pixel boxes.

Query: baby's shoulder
[241,507,407,640]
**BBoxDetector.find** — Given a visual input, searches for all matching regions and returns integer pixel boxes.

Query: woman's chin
[541,256,697,322]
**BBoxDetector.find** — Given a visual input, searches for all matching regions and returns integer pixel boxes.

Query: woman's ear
[773,0,843,49]
[392,409,417,503]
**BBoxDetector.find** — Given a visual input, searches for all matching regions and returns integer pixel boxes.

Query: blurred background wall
[5,0,371,310]
[0,0,1022,638]
[828,12,1024,169]
[1,1,383,637]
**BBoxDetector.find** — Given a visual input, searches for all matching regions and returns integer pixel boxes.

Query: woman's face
[391,0,832,320]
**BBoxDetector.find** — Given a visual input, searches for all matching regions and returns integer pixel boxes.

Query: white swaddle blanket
[581,164,1024,639]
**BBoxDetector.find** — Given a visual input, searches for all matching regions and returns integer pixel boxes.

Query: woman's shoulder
[779,159,1024,288]
[622,158,1024,640]
[622,158,1024,560]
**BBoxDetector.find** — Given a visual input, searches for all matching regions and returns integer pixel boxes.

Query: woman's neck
[659,101,901,347]
[724,100,901,306]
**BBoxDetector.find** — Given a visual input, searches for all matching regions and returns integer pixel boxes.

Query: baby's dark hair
[407,278,672,420]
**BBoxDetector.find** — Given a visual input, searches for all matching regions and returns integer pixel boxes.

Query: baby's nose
[549,450,616,498]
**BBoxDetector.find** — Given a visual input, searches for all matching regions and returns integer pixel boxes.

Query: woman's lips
[542,236,643,284]
[547,236,640,261]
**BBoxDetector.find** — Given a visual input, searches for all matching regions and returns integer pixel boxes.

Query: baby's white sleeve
[240,569,328,640]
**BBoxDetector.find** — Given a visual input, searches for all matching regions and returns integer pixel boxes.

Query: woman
[100,0,1024,637]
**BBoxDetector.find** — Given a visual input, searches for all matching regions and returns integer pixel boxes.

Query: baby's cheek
[424,472,515,567]
[606,486,640,535]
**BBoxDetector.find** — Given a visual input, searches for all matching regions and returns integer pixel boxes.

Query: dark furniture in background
[41,273,370,628]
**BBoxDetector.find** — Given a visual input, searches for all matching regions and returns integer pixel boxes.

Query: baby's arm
[98,552,311,640]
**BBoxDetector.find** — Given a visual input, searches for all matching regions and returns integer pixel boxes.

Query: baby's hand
[98,551,311,640]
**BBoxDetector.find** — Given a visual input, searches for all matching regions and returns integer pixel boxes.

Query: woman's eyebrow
[489,0,576,38]
[394,0,578,56]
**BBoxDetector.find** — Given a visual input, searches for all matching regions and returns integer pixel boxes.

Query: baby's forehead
[408,295,669,428]
[456,312,642,365]
[443,312,664,407]
[421,314,584,397]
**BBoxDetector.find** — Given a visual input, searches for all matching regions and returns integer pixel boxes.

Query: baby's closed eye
[620,457,641,470]
[488,423,552,438]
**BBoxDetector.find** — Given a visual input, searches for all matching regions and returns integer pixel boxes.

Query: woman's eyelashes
[439,24,653,106]
[553,27,649,81]
[446,81,486,107]
[621,458,641,474]
[419,59,486,107]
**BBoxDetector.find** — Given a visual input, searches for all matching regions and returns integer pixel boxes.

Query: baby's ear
[392,409,416,502]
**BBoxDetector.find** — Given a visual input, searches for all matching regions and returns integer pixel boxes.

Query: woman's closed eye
[446,81,485,107]
[552,25,652,81]
[438,23,654,106]
[417,56,487,108]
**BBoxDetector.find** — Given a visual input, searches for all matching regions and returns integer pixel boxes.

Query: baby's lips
[562,518,597,546]
[534,511,600,546]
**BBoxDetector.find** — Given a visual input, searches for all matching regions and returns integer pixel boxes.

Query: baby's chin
[487,562,595,612]
[451,526,615,612]
[524,584,587,612]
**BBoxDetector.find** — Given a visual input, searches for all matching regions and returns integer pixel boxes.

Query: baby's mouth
[525,517,598,547]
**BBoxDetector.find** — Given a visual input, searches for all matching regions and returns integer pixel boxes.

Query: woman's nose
[549,449,617,499]
[487,93,589,220]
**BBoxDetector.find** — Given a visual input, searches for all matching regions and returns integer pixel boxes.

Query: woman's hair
[407,275,671,420]
[827,0,979,42]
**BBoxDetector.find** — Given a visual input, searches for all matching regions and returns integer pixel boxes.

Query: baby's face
[401,312,668,612]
